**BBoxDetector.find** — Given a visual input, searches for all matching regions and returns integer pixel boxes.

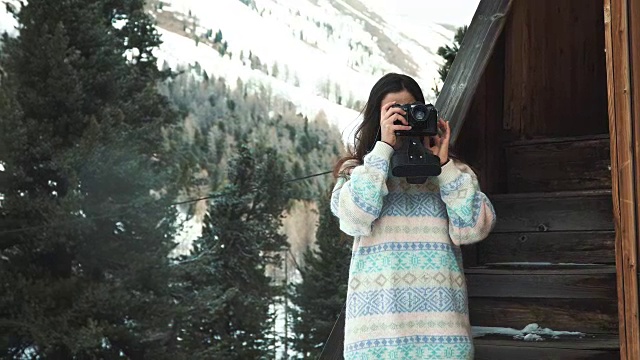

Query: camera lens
[412,105,428,122]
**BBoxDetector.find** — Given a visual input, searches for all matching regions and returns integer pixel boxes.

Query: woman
[331,73,496,360]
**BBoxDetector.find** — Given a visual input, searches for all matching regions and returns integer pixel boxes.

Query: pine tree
[434,25,468,97]
[214,30,223,43]
[172,144,290,359]
[290,192,352,359]
[0,1,190,358]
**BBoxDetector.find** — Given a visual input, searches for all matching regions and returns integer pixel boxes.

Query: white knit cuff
[437,159,462,185]
[369,141,394,160]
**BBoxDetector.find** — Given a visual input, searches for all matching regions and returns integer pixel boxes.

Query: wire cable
[0,170,333,236]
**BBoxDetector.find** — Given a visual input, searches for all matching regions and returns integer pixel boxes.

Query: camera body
[389,102,441,183]
[391,102,438,137]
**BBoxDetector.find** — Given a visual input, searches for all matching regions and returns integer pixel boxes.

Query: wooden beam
[603,0,640,358]
[435,0,513,145]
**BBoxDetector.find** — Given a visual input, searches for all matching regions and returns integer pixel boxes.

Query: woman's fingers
[432,134,442,147]
[391,123,412,132]
[442,121,451,142]
[382,114,409,129]
[383,107,408,125]
[381,101,396,113]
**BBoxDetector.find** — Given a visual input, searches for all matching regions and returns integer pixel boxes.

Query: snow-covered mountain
[1,0,463,141]
[150,0,459,142]
[0,0,465,255]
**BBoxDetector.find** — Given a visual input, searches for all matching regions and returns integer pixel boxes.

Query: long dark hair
[333,73,425,177]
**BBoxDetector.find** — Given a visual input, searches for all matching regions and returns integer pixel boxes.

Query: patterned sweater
[331,141,496,360]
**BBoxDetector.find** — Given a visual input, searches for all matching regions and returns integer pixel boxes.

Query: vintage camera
[391,102,438,137]
[390,102,442,184]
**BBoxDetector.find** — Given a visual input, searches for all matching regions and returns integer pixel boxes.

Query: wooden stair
[504,134,611,193]
[467,134,618,359]
[474,335,619,360]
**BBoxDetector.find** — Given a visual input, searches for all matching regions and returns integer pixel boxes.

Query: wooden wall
[502,0,609,140]
[457,0,612,194]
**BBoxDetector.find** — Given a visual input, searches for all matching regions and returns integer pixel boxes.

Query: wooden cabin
[441,0,638,358]
[321,0,640,358]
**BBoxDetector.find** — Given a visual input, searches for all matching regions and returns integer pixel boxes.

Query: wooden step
[465,264,618,334]
[489,189,613,233]
[466,265,617,299]
[505,134,611,193]
[473,334,620,360]
[476,230,616,265]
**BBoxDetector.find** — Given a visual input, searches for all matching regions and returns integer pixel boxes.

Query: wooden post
[435,0,513,144]
[603,0,640,358]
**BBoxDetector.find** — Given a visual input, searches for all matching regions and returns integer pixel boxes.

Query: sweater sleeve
[330,141,394,236]
[436,159,496,246]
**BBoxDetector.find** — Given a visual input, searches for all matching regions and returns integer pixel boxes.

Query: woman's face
[380,90,416,109]
[380,90,416,149]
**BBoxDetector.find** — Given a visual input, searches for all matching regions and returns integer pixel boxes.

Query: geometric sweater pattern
[331,142,496,360]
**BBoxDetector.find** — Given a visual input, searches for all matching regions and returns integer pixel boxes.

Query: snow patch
[473,323,585,341]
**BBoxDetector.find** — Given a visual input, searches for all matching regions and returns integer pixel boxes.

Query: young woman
[331,73,496,360]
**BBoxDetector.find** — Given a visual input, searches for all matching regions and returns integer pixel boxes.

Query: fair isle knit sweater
[331,141,496,360]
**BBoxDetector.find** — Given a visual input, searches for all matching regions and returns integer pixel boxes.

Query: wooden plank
[435,0,513,145]
[629,0,640,354]
[632,0,640,262]
[477,231,616,265]
[475,341,619,360]
[604,0,628,356]
[490,190,614,233]
[474,335,620,350]
[502,0,609,140]
[469,297,619,334]
[474,335,620,360]
[630,0,640,350]
[465,266,617,299]
[505,134,611,147]
[604,0,640,358]
[505,136,612,193]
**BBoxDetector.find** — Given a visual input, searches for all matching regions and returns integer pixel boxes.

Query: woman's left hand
[426,119,451,165]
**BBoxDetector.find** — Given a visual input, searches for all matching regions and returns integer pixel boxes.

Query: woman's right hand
[380,101,412,148]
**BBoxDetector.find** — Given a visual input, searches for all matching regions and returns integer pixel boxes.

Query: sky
[0,0,480,33]
[367,0,481,27]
